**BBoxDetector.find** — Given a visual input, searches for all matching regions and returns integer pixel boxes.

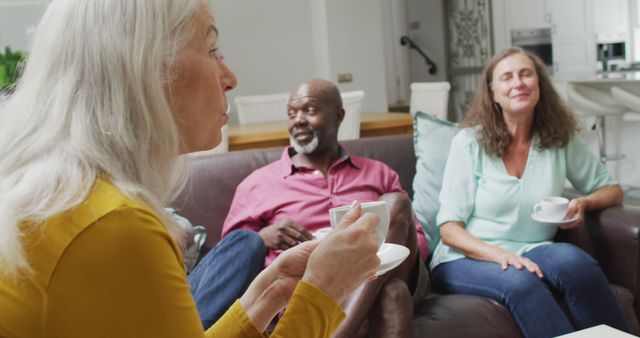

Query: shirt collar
[278,145,360,178]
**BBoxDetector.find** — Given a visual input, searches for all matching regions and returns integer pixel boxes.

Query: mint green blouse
[430,128,617,270]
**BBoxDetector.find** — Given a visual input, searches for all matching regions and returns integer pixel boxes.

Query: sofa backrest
[170,134,416,252]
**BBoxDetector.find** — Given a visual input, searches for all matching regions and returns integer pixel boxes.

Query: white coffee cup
[533,196,569,221]
[329,200,389,247]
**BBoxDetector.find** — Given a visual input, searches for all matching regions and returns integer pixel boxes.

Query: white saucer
[312,227,332,240]
[375,243,410,276]
[531,211,579,225]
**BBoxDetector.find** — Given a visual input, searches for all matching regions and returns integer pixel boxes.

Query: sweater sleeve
[208,281,345,338]
[206,301,267,338]
[437,129,478,227]
[45,207,209,338]
[565,135,618,194]
[46,206,344,338]
[270,281,346,338]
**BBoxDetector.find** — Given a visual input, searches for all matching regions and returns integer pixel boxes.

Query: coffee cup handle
[533,203,542,215]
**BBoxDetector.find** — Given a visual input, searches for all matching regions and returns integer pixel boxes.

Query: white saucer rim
[531,211,579,225]
[312,227,333,239]
[375,243,410,276]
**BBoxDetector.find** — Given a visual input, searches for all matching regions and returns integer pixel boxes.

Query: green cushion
[412,111,459,253]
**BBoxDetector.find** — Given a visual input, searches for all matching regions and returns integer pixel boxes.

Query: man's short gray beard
[290,135,319,154]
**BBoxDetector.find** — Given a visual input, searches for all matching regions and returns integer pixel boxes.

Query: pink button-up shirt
[222,147,428,267]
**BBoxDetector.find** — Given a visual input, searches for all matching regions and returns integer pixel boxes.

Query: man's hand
[258,219,314,250]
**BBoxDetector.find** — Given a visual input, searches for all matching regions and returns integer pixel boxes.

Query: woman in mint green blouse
[430,47,629,338]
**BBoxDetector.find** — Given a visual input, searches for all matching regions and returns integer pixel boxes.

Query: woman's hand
[239,239,321,332]
[492,247,544,278]
[561,197,586,230]
[302,202,381,304]
[239,202,380,331]
[266,239,320,307]
[440,222,543,278]
[561,185,624,230]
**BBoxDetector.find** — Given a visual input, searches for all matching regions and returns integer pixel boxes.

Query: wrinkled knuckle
[349,224,368,239]
[360,213,380,228]
[364,239,379,255]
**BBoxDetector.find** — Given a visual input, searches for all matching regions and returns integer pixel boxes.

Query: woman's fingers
[302,210,380,304]
[334,201,362,230]
[565,199,579,219]
[503,255,544,278]
[521,258,544,278]
[561,198,585,230]
[507,256,523,269]
[560,218,582,230]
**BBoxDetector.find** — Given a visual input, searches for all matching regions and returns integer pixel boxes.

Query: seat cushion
[413,285,638,337]
[412,293,522,338]
[411,111,459,251]
[610,284,640,335]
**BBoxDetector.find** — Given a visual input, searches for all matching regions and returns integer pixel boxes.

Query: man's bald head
[289,79,343,109]
[286,79,345,155]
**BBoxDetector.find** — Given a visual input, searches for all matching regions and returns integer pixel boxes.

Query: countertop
[554,71,640,83]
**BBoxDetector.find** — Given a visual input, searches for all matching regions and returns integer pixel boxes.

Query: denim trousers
[431,243,630,338]
[188,230,266,328]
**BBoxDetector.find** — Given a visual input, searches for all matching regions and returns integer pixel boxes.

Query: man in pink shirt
[222,79,429,338]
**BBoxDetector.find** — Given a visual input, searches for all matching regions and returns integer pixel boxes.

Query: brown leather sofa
[171,134,640,337]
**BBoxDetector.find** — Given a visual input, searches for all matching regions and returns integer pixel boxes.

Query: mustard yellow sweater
[0,180,345,337]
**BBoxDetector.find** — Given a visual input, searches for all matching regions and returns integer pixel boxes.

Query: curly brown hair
[462,47,579,157]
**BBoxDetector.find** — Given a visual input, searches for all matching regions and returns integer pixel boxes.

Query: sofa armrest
[556,205,640,303]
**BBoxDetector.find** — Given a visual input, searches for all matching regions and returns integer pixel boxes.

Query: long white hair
[0,0,202,276]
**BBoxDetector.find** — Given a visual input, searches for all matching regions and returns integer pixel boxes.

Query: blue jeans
[431,243,629,338]
[188,230,266,328]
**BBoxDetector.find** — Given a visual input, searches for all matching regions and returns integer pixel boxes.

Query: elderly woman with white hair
[0,1,381,337]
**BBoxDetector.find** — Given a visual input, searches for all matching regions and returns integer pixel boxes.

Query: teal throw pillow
[412,111,459,254]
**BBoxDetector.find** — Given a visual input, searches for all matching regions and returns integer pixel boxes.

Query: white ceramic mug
[533,196,569,221]
[329,200,389,247]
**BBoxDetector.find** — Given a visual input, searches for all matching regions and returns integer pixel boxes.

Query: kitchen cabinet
[505,0,549,30]
[548,0,593,37]
[492,0,550,52]
[548,0,597,75]
[593,0,629,39]
[493,0,597,75]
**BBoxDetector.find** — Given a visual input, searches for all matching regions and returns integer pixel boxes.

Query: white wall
[405,0,447,83]
[210,0,389,122]
[0,1,46,52]
[210,0,317,122]
[1,0,390,123]
[618,120,640,189]
[324,0,388,111]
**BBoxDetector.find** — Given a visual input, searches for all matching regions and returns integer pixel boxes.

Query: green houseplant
[0,47,26,92]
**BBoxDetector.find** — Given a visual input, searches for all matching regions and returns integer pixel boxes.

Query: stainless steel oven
[511,28,553,68]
